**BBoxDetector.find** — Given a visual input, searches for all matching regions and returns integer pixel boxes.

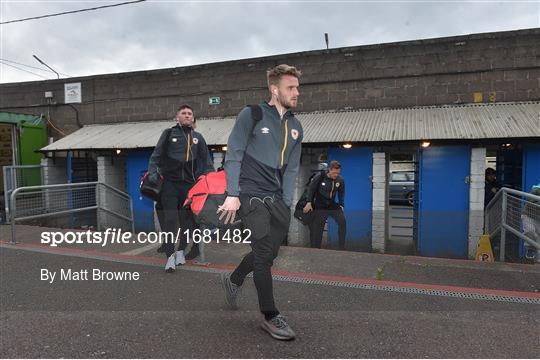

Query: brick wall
[97,156,126,191]
[41,157,67,185]
[0,29,538,139]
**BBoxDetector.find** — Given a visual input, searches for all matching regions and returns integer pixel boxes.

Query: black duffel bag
[140,128,173,201]
[294,190,314,225]
[293,169,326,225]
[140,170,163,201]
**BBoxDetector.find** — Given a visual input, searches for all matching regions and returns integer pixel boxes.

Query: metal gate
[485,187,540,262]
[9,182,134,243]
[2,165,43,222]
[387,153,417,254]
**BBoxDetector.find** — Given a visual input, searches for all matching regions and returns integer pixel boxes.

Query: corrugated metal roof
[40,102,540,151]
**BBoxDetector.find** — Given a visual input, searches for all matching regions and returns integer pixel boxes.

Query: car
[389,171,415,206]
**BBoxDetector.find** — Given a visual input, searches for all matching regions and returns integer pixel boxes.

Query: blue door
[520,143,540,258]
[125,150,155,232]
[522,143,540,192]
[416,145,470,258]
[327,147,373,251]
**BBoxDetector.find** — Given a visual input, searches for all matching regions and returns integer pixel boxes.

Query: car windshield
[391,172,414,181]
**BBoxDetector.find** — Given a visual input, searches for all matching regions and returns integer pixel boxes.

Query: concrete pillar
[41,157,67,185]
[468,147,486,259]
[287,148,327,248]
[371,152,386,253]
[212,151,224,170]
[40,157,68,228]
[97,156,126,191]
[97,156,127,230]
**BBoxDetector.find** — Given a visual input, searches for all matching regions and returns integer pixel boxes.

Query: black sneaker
[185,244,200,260]
[261,314,296,341]
[220,272,242,309]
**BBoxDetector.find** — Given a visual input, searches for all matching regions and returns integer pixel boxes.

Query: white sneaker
[165,254,176,273]
[175,250,186,266]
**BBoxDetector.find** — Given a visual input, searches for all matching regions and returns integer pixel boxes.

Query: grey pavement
[1,224,539,358]
[2,225,538,292]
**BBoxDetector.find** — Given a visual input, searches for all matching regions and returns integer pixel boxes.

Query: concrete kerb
[1,238,539,305]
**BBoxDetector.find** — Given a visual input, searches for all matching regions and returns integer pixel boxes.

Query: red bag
[185,170,226,215]
[184,170,234,227]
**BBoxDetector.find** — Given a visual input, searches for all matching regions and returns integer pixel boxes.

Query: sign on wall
[64,83,82,103]
[209,96,221,105]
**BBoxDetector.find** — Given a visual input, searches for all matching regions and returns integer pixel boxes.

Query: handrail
[484,187,540,262]
[9,182,134,243]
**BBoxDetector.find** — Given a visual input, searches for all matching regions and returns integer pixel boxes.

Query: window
[391,172,409,182]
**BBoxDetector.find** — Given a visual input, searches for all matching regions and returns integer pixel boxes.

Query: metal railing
[9,182,134,243]
[485,187,540,261]
[3,165,43,221]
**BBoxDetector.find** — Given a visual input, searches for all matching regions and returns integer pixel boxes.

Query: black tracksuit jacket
[224,102,303,207]
[306,172,345,209]
[148,124,214,183]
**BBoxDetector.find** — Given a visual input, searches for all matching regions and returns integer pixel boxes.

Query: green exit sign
[209,96,221,105]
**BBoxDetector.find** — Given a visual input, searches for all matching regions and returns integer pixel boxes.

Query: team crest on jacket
[336,182,340,187]
[291,129,299,140]
[193,138,199,144]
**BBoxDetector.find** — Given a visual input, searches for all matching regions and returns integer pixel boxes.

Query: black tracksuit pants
[157,179,196,257]
[230,195,290,316]
[309,207,347,250]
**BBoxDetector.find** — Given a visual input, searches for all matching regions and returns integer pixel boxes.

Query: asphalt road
[1,247,539,358]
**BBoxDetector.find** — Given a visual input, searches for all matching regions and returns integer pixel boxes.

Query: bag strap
[157,127,174,173]
[310,170,326,203]
[316,170,325,188]
[219,105,262,170]
[247,104,263,123]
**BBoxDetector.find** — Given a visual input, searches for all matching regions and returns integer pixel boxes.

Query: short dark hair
[177,104,193,113]
[329,160,341,170]
[485,168,496,176]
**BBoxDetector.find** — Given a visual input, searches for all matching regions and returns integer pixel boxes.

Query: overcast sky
[0,0,538,84]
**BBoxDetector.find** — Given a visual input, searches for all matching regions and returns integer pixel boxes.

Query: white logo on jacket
[336,182,340,187]
[261,127,270,134]
[172,138,178,142]
[193,137,199,144]
[291,129,299,140]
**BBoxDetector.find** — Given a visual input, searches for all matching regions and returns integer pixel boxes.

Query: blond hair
[267,64,302,88]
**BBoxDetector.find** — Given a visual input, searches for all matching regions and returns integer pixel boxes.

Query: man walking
[148,105,214,272]
[484,167,501,207]
[303,160,347,250]
[218,64,303,340]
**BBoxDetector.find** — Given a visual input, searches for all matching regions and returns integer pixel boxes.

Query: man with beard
[218,64,303,341]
